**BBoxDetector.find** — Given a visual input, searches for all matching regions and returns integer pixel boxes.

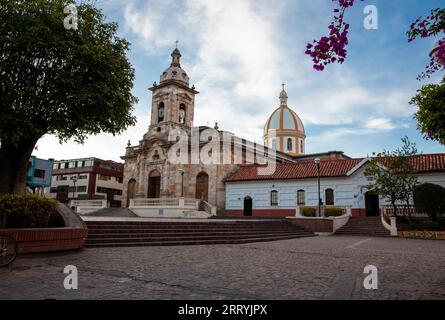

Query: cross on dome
[279,82,288,105]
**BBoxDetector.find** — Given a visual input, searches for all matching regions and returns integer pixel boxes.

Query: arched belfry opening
[179,103,186,124]
[157,102,165,123]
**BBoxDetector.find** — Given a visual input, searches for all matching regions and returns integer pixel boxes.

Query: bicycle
[0,235,18,267]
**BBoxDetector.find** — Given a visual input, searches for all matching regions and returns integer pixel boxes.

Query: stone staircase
[85,220,315,248]
[335,217,390,237]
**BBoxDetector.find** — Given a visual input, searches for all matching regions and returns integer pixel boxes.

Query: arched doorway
[195,172,209,201]
[244,196,253,216]
[126,179,136,207]
[365,191,379,216]
[148,170,161,198]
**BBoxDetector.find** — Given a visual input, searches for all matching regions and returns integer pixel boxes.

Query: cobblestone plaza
[1,236,444,300]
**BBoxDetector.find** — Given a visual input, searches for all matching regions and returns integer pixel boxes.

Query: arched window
[300,140,304,153]
[287,138,293,151]
[179,104,186,124]
[270,190,278,206]
[158,102,165,123]
[325,188,334,205]
[297,189,305,205]
[152,150,160,160]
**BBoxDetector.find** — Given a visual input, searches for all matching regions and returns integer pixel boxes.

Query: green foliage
[301,207,316,217]
[0,194,60,228]
[410,77,445,145]
[324,207,344,217]
[364,137,419,216]
[413,183,445,221]
[0,0,138,145]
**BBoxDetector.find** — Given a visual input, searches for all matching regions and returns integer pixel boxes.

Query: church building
[121,48,299,213]
[121,47,445,218]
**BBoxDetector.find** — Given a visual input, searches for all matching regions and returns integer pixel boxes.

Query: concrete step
[87,230,311,238]
[85,232,309,244]
[85,234,316,248]
[334,217,390,237]
[84,220,315,247]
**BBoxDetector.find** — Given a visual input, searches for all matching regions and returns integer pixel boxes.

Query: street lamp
[70,175,78,200]
[178,169,185,198]
[314,158,321,217]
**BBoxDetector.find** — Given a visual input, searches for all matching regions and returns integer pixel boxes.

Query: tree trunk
[0,136,40,195]
[406,199,412,223]
[391,200,398,218]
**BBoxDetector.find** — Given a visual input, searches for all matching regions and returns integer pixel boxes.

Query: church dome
[263,84,306,156]
[264,105,305,136]
[160,48,190,85]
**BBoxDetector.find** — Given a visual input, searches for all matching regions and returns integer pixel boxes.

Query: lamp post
[70,175,78,200]
[314,158,321,217]
[178,169,185,198]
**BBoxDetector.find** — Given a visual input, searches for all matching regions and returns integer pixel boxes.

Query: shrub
[301,207,316,217]
[413,183,445,221]
[324,207,344,217]
[0,194,60,228]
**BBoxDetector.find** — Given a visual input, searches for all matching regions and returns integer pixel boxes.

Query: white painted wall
[225,164,445,210]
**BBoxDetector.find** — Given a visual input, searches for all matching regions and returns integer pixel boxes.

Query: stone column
[136,156,146,198]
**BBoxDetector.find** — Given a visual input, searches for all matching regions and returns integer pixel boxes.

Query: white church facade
[225,156,445,217]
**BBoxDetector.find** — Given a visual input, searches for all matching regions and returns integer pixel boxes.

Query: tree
[0,0,138,194]
[364,137,419,217]
[410,76,445,145]
[413,183,445,222]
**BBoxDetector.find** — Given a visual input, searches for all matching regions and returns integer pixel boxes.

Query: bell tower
[148,47,199,132]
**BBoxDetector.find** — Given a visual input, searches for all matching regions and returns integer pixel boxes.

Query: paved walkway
[1,236,444,300]
[82,216,281,223]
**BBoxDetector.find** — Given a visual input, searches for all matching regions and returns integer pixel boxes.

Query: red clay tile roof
[224,154,445,182]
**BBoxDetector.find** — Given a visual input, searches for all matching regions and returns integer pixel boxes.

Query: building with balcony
[44,157,124,207]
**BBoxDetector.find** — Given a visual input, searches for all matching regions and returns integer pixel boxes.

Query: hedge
[0,194,63,228]
[301,207,316,217]
[324,207,344,217]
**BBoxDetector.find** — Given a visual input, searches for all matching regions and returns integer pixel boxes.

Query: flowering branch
[407,8,445,80]
[305,0,363,71]
[306,2,445,79]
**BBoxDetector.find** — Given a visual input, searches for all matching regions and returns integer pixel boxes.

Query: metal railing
[380,205,428,217]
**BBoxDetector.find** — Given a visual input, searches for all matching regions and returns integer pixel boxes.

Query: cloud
[122,0,416,143]
[33,0,440,162]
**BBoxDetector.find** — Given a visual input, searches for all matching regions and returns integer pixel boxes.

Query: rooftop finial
[279,82,288,105]
[171,45,182,67]
[175,40,179,48]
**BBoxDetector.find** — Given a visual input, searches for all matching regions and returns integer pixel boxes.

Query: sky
[34,0,445,162]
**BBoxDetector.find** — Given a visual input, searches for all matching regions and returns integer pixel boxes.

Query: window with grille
[270,190,279,206]
[297,189,306,205]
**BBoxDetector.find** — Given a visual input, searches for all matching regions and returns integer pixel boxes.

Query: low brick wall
[287,218,333,233]
[224,209,295,218]
[0,228,88,254]
[0,204,88,254]
[398,231,445,240]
